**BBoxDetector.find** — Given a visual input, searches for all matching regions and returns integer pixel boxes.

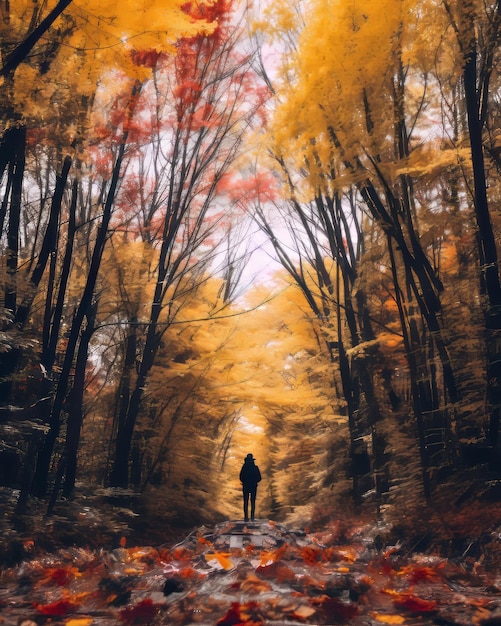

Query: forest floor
[1,511,501,626]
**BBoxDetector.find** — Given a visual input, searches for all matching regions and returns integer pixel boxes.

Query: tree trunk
[5,125,25,314]
[15,155,71,327]
[62,305,96,498]
[463,32,501,467]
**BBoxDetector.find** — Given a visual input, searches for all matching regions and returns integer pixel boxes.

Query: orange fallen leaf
[205,551,234,570]
[397,564,442,583]
[198,535,213,547]
[370,613,405,624]
[65,619,94,626]
[38,566,81,586]
[259,544,287,566]
[239,573,272,593]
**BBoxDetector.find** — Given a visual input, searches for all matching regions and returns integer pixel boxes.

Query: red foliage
[119,598,160,623]
[181,0,232,43]
[130,49,161,68]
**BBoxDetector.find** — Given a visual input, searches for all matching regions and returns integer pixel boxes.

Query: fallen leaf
[370,613,405,624]
[301,545,323,564]
[205,551,234,570]
[259,544,288,566]
[293,604,317,619]
[239,573,272,593]
[392,593,437,613]
[35,599,80,616]
[217,601,242,625]
[65,619,94,626]
[119,599,160,623]
[397,564,442,583]
[256,561,296,583]
[38,566,81,586]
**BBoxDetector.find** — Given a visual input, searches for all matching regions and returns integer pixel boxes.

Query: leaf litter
[1,519,500,625]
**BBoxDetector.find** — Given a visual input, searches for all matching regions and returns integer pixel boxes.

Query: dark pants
[242,486,257,521]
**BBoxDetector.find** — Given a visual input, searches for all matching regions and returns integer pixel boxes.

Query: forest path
[1,518,500,625]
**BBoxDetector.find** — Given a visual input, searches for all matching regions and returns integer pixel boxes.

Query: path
[0,519,500,624]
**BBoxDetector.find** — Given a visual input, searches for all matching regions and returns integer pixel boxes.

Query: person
[239,453,262,522]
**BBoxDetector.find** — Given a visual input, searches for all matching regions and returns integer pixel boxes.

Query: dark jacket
[240,459,262,489]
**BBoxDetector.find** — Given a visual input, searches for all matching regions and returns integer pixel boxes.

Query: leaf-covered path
[1,519,500,625]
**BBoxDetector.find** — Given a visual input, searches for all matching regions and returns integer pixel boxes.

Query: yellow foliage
[267,0,466,196]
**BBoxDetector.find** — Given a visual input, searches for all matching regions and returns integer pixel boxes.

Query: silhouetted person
[239,453,261,522]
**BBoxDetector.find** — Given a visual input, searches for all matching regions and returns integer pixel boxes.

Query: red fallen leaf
[48,567,77,586]
[314,596,358,622]
[256,561,296,583]
[35,599,80,615]
[217,602,242,625]
[217,601,263,626]
[119,598,160,624]
[398,564,443,584]
[301,545,323,565]
[393,594,437,613]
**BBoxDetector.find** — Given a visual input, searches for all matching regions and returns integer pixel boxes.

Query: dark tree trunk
[62,305,96,498]
[463,29,501,467]
[464,45,501,308]
[5,125,25,314]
